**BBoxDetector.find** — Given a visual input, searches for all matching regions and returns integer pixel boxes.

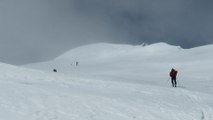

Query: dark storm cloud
[49,0,213,47]
[0,0,213,64]
[73,0,213,47]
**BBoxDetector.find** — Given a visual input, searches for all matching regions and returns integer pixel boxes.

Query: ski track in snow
[179,89,213,120]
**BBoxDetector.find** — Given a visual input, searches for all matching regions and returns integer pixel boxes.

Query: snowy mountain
[0,42,213,120]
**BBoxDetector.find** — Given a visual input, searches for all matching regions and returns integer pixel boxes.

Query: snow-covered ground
[0,42,213,120]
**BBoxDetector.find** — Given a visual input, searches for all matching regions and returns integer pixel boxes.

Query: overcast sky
[0,0,213,65]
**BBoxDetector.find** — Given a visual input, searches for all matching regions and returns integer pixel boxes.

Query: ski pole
[167,77,170,83]
[177,78,181,87]
[167,77,171,86]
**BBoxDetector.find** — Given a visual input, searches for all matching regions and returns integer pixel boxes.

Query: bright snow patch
[0,42,213,120]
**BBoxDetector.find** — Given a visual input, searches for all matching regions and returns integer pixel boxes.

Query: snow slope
[0,42,213,120]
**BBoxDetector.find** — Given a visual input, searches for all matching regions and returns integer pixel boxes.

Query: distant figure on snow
[53,69,57,72]
[76,61,79,66]
[169,68,178,87]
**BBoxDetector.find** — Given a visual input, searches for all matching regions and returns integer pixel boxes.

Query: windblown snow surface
[1,42,213,120]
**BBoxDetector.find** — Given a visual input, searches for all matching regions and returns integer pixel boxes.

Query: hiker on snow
[170,68,178,87]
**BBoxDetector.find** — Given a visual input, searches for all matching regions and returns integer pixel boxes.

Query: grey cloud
[0,0,213,64]
[71,0,213,46]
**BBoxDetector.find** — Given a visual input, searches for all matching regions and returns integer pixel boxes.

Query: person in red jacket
[170,68,178,87]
